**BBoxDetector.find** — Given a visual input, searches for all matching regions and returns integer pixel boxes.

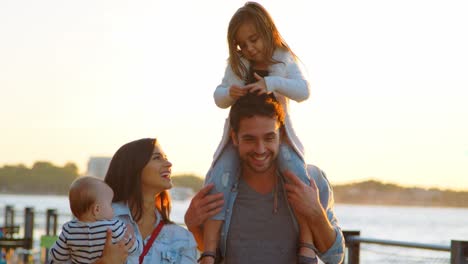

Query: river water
[1,194,467,263]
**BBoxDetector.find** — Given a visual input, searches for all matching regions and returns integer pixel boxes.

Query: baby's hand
[244,72,269,95]
[229,84,248,100]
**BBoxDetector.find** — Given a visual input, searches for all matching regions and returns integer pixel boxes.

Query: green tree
[171,174,204,192]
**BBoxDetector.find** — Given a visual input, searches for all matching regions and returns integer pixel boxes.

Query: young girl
[203,2,317,264]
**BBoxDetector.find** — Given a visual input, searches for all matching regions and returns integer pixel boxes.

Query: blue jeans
[204,141,309,220]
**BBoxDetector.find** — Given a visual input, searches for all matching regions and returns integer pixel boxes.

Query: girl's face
[141,143,173,195]
[235,22,267,67]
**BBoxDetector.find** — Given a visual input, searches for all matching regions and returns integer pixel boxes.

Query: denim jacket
[113,202,197,264]
[219,165,345,264]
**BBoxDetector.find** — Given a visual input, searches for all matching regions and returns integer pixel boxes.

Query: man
[185,93,344,264]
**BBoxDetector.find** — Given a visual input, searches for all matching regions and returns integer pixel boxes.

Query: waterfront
[2,194,468,263]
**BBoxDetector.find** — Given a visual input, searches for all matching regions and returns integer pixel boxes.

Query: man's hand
[185,183,224,229]
[284,170,337,253]
[96,228,133,264]
[283,170,324,222]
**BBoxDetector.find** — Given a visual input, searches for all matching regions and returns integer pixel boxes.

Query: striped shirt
[49,219,138,264]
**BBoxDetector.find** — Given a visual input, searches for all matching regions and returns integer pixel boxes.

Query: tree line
[333,180,468,208]
[0,162,204,195]
[2,162,468,208]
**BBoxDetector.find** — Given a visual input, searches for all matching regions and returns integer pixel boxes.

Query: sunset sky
[1,0,467,190]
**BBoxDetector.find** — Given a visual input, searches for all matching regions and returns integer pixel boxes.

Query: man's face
[231,115,281,174]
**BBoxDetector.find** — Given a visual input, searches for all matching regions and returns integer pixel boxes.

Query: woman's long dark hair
[104,138,172,223]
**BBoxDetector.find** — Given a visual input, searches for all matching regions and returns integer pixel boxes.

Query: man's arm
[184,183,224,251]
[284,167,345,263]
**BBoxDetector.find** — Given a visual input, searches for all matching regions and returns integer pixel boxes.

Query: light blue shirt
[219,164,345,264]
[113,202,197,264]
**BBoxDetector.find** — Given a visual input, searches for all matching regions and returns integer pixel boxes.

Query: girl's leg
[277,142,309,185]
[203,142,239,257]
[297,214,317,263]
[204,142,239,220]
[277,142,317,263]
[202,220,222,264]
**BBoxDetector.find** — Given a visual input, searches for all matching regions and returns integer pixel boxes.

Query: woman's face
[140,143,173,194]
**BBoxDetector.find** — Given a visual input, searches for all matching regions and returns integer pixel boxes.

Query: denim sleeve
[179,232,198,264]
[307,165,345,264]
[204,143,239,221]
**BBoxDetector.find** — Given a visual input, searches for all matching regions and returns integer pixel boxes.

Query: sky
[1,0,467,190]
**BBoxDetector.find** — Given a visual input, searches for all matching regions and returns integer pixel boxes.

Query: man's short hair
[229,93,285,133]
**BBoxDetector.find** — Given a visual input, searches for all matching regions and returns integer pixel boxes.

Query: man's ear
[230,129,239,146]
[279,126,285,141]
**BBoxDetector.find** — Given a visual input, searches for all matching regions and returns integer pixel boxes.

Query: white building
[87,157,111,179]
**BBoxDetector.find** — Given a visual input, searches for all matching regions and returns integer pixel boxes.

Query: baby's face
[94,183,114,220]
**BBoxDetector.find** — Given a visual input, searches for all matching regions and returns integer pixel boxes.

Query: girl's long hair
[104,138,173,223]
[227,2,295,80]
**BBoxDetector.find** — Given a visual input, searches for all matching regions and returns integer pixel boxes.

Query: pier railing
[0,206,34,250]
[343,230,468,264]
[2,206,468,264]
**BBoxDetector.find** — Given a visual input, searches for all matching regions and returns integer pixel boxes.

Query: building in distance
[86,157,111,179]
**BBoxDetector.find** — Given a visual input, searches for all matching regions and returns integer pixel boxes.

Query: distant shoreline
[334,201,468,209]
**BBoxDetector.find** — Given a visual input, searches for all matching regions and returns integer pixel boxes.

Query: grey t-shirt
[225,177,298,264]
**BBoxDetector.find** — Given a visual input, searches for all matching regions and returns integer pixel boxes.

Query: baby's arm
[49,227,71,263]
[113,219,139,255]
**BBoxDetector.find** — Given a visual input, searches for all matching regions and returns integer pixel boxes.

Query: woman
[103,138,197,263]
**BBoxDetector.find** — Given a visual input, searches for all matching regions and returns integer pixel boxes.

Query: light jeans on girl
[204,141,310,220]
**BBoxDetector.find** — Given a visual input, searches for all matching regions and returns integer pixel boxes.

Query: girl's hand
[245,72,269,95]
[229,84,248,100]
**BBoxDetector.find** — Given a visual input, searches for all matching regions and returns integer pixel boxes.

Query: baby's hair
[227,1,295,80]
[68,176,103,219]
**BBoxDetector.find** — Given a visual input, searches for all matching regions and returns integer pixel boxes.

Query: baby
[49,176,138,263]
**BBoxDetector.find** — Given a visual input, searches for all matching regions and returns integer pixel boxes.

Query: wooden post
[46,209,58,236]
[4,205,14,227]
[451,240,468,264]
[44,209,58,263]
[24,207,34,249]
[343,230,361,264]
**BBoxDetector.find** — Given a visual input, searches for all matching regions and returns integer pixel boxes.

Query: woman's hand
[244,72,269,95]
[95,228,134,264]
[229,84,248,100]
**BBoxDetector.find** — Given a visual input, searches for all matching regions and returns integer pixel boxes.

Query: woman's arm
[178,233,199,264]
